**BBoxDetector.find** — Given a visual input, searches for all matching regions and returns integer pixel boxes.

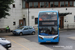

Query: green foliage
[0,0,14,19]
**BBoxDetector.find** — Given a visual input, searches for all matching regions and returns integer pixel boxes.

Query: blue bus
[38,10,59,43]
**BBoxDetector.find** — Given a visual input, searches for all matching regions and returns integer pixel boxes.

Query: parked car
[0,38,11,49]
[12,26,35,36]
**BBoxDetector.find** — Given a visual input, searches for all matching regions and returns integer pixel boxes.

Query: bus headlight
[39,37,43,40]
[53,36,58,40]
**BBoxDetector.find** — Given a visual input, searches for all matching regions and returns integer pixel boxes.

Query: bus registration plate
[44,36,52,38]
[46,41,50,42]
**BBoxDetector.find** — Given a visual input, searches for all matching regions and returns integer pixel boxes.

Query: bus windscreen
[39,12,58,35]
[39,12,57,26]
[39,26,58,35]
[39,12,57,21]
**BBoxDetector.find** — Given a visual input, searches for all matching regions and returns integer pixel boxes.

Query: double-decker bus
[38,10,59,43]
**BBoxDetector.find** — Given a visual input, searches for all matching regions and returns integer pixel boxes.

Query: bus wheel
[55,42,59,44]
[19,32,23,36]
[32,32,35,35]
[39,42,43,44]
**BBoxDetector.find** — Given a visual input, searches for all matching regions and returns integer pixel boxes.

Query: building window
[50,2,53,7]
[60,2,64,7]
[70,1,73,6]
[34,2,38,8]
[22,0,25,8]
[74,16,75,22]
[45,2,49,7]
[54,2,58,7]
[74,1,75,6]
[65,1,68,7]
[40,2,44,8]
[29,2,33,8]
[13,22,16,25]
[13,4,15,8]
[35,18,38,24]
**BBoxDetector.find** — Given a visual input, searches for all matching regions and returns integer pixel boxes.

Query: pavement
[0,45,6,50]
[68,37,75,40]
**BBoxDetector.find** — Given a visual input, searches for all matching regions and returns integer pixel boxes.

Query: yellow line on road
[22,48,24,50]
[4,36,30,50]
[11,39,29,50]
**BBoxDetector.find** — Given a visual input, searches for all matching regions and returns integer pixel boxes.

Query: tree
[0,0,14,19]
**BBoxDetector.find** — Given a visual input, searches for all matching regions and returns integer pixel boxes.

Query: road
[0,30,75,50]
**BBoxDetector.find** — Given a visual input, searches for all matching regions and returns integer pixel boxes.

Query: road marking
[68,37,75,40]
[11,39,30,50]
[22,48,24,50]
[4,36,30,50]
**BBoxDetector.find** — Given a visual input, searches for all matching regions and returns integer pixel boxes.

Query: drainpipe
[28,2,29,26]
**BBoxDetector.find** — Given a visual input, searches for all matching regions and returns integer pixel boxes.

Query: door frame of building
[19,18,26,27]
[59,17,64,28]
[19,19,24,27]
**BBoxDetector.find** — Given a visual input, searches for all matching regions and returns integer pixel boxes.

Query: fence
[64,24,75,29]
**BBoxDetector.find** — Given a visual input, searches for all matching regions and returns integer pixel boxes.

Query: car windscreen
[1,38,6,40]
[17,27,24,29]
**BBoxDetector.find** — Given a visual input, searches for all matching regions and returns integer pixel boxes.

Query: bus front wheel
[54,42,59,44]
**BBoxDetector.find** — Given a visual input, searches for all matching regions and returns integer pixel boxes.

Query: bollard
[59,28,60,30]
[37,28,38,30]
[67,24,69,30]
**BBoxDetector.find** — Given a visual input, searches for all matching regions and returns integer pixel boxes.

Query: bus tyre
[56,42,59,44]
[19,32,23,36]
[32,32,35,35]
[40,42,43,44]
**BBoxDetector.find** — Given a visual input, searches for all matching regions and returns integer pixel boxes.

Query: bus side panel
[57,11,60,40]
[38,12,40,42]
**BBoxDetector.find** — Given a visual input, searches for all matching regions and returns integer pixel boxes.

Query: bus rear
[38,11,59,43]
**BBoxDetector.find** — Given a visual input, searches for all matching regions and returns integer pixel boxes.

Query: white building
[0,0,75,30]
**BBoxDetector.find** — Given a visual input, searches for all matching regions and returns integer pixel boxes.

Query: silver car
[0,38,11,49]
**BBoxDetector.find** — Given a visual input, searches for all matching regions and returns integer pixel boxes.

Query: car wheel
[32,32,35,35]
[19,32,23,36]
[13,33,15,35]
